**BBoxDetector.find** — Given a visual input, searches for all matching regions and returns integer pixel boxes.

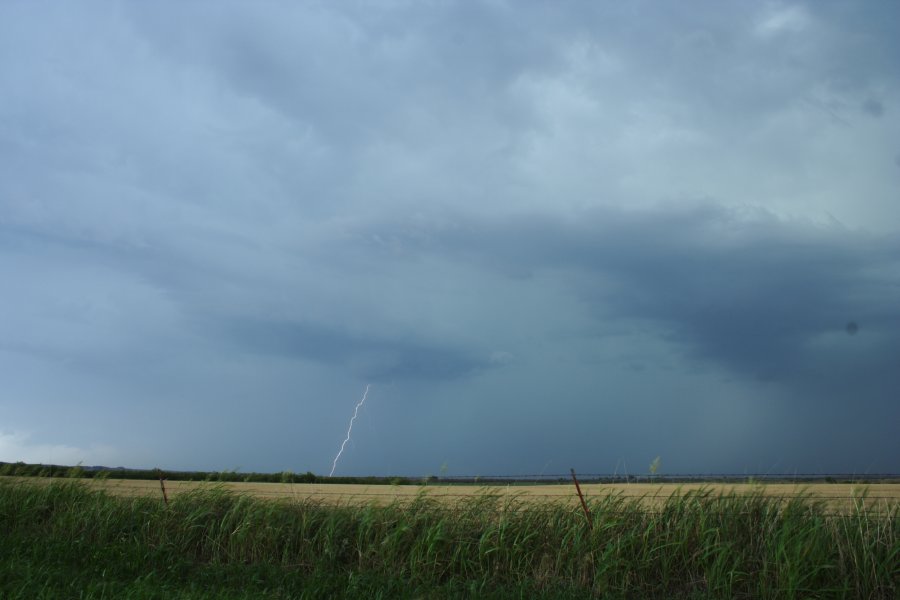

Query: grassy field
[7,475,900,514]
[1,477,897,598]
[93,478,900,513]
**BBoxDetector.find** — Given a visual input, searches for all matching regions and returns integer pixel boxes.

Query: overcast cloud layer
[2,1,898,475]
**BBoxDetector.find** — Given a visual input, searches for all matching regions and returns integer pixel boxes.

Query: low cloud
[218,317,488,382]
[0,431,118,466]
[364,204,900,402]
[862,97,885,117]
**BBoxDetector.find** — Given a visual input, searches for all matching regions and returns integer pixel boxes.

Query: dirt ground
[7,477,897,514]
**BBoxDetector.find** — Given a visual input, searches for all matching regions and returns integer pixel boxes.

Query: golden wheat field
[8,477,898,514]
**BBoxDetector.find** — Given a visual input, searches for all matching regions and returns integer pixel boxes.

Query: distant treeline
[0,461,414,485]
[1,461,893,485]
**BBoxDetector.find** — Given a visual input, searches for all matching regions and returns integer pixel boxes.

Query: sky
[1,1,898,476]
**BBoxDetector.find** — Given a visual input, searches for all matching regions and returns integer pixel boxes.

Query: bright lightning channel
[329,384,370,477]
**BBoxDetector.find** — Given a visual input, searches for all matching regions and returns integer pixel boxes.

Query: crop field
[10,476,899,515]
[2,476,898,598]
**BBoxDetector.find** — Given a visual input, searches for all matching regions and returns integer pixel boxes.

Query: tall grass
[1,479,897,598]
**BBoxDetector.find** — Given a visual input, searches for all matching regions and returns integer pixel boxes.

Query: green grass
[1,480,897,599]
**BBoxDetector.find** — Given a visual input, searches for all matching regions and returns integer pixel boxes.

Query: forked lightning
[329,384,370,477]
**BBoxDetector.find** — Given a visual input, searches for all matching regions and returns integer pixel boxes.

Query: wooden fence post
[156,468,169,506]
[570,468,592,530]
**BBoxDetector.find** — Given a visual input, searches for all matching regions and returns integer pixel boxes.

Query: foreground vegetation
[1,480,897,599]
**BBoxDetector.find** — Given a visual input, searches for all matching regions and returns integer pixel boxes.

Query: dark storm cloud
[365,205,900,398]
[3,1,899,472]
[218,317,485,382]
[861,98,885,117]
[125,1,563,148]
[2,220,486,384]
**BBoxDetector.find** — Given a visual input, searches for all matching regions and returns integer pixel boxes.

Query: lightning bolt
[329,384,370,477]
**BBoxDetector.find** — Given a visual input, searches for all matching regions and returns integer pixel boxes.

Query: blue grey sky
[2,1,898,476]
